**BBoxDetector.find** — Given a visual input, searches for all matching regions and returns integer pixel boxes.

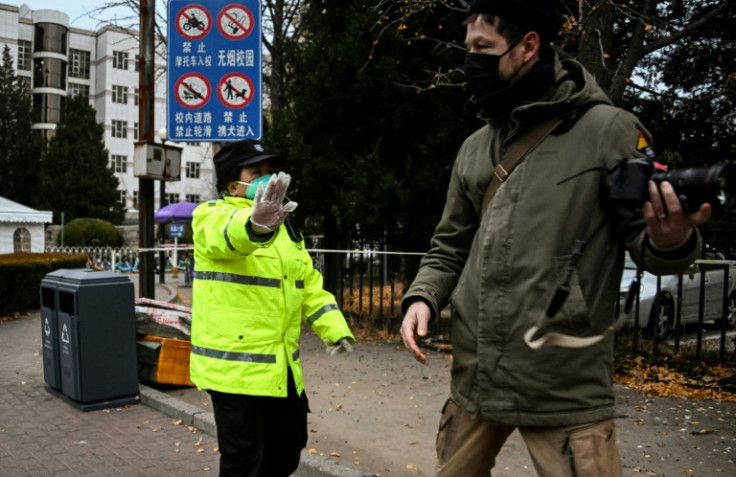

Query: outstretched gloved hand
[250,172,298,234]
[325,338,354,357]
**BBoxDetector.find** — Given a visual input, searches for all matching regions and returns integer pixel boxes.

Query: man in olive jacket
[399,1,712,476]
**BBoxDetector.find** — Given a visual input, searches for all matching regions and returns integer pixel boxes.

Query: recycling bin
[45,269,139,411]
[39,269,75,391]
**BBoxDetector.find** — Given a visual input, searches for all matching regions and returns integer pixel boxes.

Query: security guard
[190,139,355,477]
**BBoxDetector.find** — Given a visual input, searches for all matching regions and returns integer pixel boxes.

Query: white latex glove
[250,172,298,234]
[325,338,354,357]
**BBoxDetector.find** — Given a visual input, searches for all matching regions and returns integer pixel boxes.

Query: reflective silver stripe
[296,280,305,289]
[194,271,281,288]
[223,210,239,252]
[191,345,277,363]
[292,349,300,361]
[307,304,339,325]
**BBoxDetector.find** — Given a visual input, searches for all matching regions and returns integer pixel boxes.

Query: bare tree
[371,0,734,105]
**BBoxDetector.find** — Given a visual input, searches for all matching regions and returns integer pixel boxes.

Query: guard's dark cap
[213,139,286,181]
[468,0,563,41]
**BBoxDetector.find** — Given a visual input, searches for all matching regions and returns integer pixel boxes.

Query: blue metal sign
[168,223,186,238]
[167,0,262,141]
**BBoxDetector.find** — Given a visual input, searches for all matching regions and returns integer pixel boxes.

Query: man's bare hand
[644,180,711,249]
[400,301,431,364]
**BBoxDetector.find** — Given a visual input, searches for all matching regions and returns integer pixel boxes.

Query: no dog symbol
[218,73,255,109]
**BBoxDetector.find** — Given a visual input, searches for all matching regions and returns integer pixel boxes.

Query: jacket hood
[482,50,613,128]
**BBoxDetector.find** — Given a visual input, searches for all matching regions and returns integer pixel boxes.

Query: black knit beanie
[468,0,564,41]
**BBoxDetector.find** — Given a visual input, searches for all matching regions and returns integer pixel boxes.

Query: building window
[34,23,67,55]
[132,191,139,209]
[113,51,128,70]
[134,87,139,106]
[118,190,126,207]
[33,93,63,124]
[17,40,32,71]
[68,83,89,98]
[19,76,32,95]
[33,57,66,89]
[165,193,180,204]
[112,120,127,138]
[185,194,201,203]
[110,154,127,173]
[112,85,128,104]
[133,122,139,140]
[135,54,140,72]
[185,162,200,179]
[13,227,31,252]
[69,49,90,79]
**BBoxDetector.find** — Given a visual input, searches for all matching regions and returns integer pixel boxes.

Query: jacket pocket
[547,255,591,331]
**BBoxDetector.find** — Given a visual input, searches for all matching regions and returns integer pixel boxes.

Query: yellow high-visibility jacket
[189,196,354,397]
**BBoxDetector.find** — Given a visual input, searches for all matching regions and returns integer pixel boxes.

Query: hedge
[0,253,87,317]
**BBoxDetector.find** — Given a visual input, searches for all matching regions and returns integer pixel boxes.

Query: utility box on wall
[134,141,183,181]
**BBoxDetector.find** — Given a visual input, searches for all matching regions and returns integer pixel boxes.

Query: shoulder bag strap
[481,116,564,216]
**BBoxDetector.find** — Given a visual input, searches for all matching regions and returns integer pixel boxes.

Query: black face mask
[463,48,556,119]
[463,44,519,99]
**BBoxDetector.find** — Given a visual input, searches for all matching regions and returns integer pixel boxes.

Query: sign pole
[138,0,156,298]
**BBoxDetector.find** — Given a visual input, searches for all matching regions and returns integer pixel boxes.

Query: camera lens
[652,164,736,213]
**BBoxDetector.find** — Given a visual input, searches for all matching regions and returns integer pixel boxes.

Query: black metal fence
[619,260,736,364]
[44,246,735,363]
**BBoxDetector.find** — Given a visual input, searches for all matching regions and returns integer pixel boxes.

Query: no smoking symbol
[217,4,254,40]
[218,73,254,109]
[176,4,212,39]
[175,73,211,109]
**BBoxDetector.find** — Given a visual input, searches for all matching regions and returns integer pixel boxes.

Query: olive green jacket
[403,54,701,426]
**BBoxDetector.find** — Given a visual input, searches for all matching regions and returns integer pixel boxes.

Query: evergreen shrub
[61,218,122,247]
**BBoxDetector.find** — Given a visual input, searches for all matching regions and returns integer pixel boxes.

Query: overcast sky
[9,1,144,31]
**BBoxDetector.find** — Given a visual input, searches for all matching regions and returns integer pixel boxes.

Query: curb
[139,385,374,477]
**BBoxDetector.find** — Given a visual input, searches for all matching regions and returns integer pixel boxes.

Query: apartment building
[0,3,218,219]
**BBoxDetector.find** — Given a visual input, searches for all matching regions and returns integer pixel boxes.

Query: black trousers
[208,371,309,477]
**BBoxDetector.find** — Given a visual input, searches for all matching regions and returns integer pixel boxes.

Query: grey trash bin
[44,269,139,411]
[40,269,75,391]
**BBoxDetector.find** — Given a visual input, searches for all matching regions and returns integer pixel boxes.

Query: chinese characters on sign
[167,0,262,141]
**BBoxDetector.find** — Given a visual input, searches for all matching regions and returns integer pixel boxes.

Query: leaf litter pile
[615,355,736,402]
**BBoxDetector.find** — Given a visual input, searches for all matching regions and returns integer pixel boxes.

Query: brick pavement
[0,273,366,477]
[0,310,220,477]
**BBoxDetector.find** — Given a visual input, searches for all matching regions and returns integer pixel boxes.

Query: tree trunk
[574,1,616,92]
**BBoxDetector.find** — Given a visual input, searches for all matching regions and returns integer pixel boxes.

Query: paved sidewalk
[0,272,364,477]
[3,271,736,476]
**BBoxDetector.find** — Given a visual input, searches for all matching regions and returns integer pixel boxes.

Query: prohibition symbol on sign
[218,73,255,109]
[176,4,212,40]
[217,4,254,40]
[175,72,211,109]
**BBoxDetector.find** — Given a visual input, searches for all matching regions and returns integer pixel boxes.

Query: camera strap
[481,116,565,216]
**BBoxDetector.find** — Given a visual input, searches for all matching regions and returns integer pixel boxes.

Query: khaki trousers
[436,398,622,477]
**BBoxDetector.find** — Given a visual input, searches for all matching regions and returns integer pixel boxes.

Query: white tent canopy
[0,196,52,253]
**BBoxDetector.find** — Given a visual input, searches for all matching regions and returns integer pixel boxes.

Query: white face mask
[233,174,272,199]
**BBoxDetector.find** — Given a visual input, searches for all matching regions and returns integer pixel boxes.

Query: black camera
[611,158,736,214]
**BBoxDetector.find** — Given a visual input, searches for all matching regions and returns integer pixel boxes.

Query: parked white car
[619,252,736,340]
